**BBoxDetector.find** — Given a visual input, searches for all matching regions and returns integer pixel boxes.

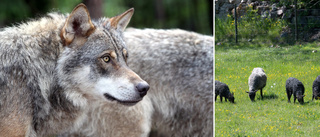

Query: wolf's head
[57,4,149,106]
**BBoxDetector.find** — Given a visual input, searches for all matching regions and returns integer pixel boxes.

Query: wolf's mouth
[103,93,141,106]
[103,93,116,101]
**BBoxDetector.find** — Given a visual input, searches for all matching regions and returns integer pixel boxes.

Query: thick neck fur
[0,13,89,136]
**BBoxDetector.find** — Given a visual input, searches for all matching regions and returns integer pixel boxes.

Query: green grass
[215,42,320,137]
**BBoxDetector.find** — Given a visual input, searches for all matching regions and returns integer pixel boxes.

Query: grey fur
[286,77,305,104]
[215,81,234,103]
[0,4,147,136]
[312,75,320,100]
[59,96,153,137]
[247,67,267,101]
[126,28,213,137]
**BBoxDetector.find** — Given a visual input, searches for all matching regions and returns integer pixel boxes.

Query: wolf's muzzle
[136,82,149,97]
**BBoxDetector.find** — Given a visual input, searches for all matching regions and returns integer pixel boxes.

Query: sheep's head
[228,92,235,103]
[297,95,305,104]
[246,91,256,102]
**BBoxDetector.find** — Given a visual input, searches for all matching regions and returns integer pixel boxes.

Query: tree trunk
[209,0,213,34]
[83,0,103,19]
[154,0,165,27]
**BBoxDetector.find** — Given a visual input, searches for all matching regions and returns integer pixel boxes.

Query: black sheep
[286,77,305,104]
[215,80,234,103]
[312,75,320,100]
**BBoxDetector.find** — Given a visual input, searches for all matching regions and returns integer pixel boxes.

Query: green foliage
[0,0,81,27]
[0,0,212,35]
[102,1,127,17]
[272,0,320,9]
[216,6,288,45]
[297,0,320,9]
[122,0,212,35]
[0,0,44,26]
[215,15,235,42]
[51,0,82,13]
[215,43,320,136]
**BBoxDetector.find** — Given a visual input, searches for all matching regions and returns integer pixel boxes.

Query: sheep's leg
[312,94,314,101]
[215,94,218,101]
[287,92,292,103]
[225,97,227,102]
[220,96,223,102]
[260,89,263,100]
[293,95,296,104]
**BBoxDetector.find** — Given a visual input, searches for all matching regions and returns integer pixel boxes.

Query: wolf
[0,3,149,137]
[62,28,214,137]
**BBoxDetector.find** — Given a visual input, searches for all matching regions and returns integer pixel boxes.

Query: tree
[83,0,102,19]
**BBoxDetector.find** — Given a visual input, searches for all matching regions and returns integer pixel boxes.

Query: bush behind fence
[216,2,320,45]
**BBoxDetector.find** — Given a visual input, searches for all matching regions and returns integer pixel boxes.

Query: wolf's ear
[61,3,95,46]
[108,8,134,31]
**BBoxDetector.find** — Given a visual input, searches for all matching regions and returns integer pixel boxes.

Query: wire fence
[216,2,320,44]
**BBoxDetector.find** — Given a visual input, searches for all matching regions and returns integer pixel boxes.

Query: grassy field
[215,43,320,136]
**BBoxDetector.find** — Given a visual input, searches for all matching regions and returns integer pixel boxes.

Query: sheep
[312,75,320,100]
[286,77,305,104]
[215,80,235,103]
[246,67,267,101]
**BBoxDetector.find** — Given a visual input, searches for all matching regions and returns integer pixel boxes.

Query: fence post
[234,4,238,43]
[294,0,298,41]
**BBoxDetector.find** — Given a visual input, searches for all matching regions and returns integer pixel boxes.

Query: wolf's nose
[136,82,149,97]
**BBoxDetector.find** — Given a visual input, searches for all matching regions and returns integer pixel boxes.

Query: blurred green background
[0,0,213,35]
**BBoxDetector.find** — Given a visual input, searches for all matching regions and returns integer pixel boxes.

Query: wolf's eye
[102,56,110,63]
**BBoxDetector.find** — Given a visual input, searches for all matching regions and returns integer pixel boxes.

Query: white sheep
[246,67,267,101]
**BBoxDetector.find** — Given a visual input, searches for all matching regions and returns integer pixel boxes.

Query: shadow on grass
[303,101,311,105]
[285,100,315,105]
[257,93,278,100]
[215,101,236,104]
